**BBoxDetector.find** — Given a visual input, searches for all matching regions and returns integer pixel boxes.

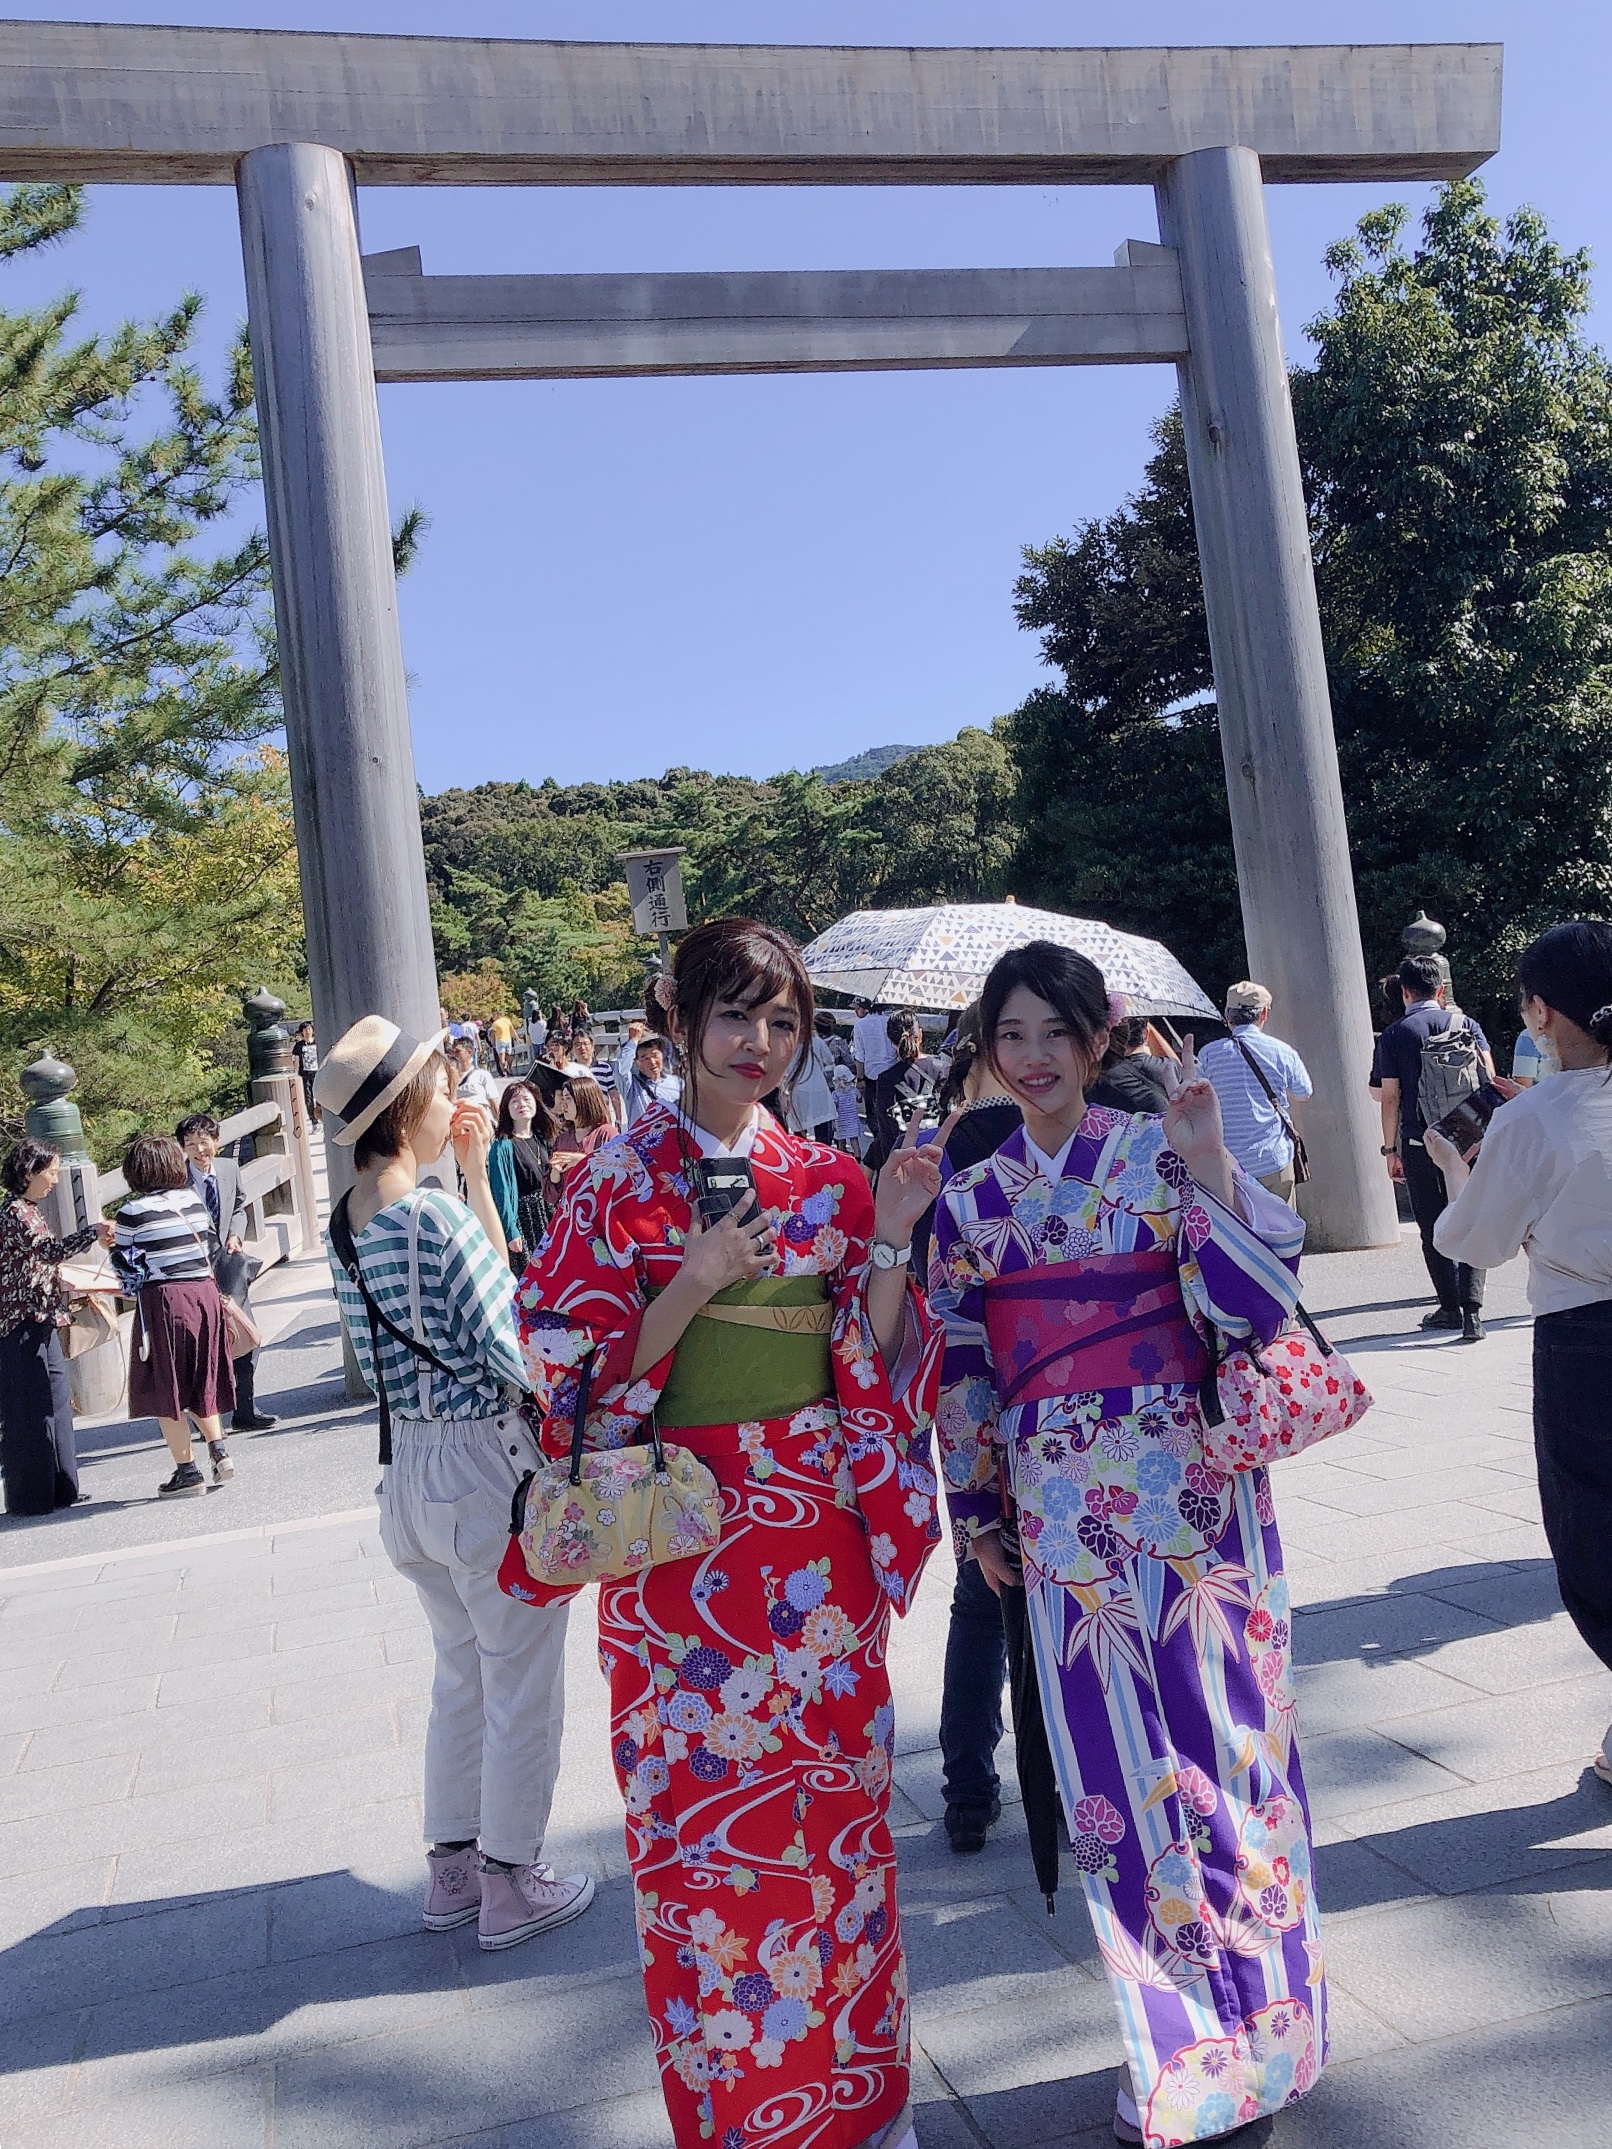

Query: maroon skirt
[130,1279,236,1420]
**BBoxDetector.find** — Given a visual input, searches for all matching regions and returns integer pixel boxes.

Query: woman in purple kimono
[928,943,1321,2148]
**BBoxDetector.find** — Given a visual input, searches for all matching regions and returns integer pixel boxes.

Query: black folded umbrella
[998,1578,1061,1914]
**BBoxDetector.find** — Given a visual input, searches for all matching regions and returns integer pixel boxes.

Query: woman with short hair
[114,1132,238,1497]
[0,1138,116,1514]
[317,1017,591,1953]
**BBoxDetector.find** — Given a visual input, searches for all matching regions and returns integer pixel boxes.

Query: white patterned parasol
[798,902,1219,1021]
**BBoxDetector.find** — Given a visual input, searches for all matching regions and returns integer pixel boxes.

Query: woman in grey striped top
[113,1132,237,1497]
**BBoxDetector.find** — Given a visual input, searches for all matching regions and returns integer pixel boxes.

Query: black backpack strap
[330,1190,464,1466]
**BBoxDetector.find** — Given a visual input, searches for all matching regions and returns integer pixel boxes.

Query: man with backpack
[1372,954,1495,1341]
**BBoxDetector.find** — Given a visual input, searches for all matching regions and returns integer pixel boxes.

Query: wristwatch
[869,1240,912,1270]
[1380,1145,1398,1156]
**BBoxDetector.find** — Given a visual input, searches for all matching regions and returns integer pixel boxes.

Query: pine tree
[0,183,299,1159]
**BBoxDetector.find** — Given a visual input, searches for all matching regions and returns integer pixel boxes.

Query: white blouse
[1434,1065,1612,1314]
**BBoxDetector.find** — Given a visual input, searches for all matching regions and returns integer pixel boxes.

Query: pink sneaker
[422,1846,482,1931]
[477,1859,595,1951]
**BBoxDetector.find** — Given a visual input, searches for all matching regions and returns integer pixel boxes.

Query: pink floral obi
[983,1249,1210,1408]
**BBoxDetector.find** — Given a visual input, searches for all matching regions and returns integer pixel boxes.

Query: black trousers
[1534,1298,1612,1676]
[0,1319,79,1514]
[1401,1137,1485,1309]
[938,1555,1008,1816]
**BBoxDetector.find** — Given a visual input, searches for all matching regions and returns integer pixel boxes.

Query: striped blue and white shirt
[1197,1024,1314,1178]
[327,1187,527,1421]
[113,1188,215,1286]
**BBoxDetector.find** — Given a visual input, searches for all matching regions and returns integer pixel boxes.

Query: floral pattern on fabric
[1145,1999,1317,2147]
[515,1106,942,2149]
[932,1112,1325,2149]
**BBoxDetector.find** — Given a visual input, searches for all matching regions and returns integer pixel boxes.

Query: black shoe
[208,1438,235,1483]
[1420,1307,1463,1331]
[1461,1308,1485,1343]
[944,1799,1002,1854]
[157,1462,206,1499]
[231,1412,278,1431]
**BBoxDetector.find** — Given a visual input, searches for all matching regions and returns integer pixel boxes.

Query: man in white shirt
[852,999,896,1159]
[615,1025,683,1124]
[448,1037,498,1109]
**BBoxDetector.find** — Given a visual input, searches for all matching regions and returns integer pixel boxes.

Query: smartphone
[1431,1080,1507,1155]
[691,1156,757,1227]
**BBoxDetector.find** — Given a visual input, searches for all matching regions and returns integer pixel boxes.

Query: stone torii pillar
[1156,148,1400,1251]
[236,141,441,1201]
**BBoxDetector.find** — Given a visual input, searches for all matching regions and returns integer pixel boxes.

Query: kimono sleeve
[927,1186,1006,1558]
[1165,1150,1303,1347]
[824,1159,943,1617]
[514,1142,669,1462]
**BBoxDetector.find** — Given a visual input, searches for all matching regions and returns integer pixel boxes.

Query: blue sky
[3,2,1606,792]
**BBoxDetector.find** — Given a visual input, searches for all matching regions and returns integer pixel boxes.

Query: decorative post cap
[19,1049,77,1104]
[242,986,288,1026]
[1401,910,1447,955]
[242,986,293,1081]
[20,1050,89,1161]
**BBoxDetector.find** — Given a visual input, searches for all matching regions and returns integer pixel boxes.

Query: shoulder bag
[329,1189,466,1464]
[1198,1303,1371,1472]
[1231,1033,1311,1185]
[503,1314,721,1592]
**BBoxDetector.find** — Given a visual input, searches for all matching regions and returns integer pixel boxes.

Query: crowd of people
[4,917,1610,2149]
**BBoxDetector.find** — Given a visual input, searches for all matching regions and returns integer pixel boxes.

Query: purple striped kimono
[929,1106,1325,2148]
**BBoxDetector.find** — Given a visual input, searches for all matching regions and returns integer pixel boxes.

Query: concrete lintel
[0,24,1500,185]
[363,256,1190,380]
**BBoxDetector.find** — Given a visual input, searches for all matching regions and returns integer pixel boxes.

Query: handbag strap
[1198,1300,1333,1431]
[329,1190,463,1466]
[1231,1032,1300,1151]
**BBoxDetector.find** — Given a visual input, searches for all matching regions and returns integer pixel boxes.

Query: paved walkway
[2,1227,1609,2147]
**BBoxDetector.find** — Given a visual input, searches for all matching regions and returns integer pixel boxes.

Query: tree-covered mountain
[809,744,921,785]
[421,730,1017,1010]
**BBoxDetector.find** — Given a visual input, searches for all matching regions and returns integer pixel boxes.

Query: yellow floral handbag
[507,1343,722,1590]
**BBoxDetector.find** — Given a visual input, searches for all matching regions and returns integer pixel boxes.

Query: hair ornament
[649,972,677,1014]
[1105,991,1129,1028]
[1591,1004,1612,1031]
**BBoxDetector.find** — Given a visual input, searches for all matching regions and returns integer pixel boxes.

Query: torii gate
[0,24,1501,1248]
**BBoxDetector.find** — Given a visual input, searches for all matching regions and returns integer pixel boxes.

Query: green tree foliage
[1005,180,1612,1035]
[0,183,305,1160]
[1297,186,1612,1014]
[423,730,1018,1005]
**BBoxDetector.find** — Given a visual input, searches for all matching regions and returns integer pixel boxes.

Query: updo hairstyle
[651,918,816,1110]
[1517,921,1612,1057]
[980,941,1112,1089]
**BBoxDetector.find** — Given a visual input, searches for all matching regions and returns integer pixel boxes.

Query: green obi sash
[654,1274,834,1429]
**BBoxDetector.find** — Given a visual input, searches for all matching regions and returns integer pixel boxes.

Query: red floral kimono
[516,1104,943,2149]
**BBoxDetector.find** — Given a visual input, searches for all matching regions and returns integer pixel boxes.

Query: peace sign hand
[1160,1034,1229,1175]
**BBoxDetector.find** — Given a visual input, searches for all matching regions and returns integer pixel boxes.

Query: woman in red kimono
[515,920,944,2149]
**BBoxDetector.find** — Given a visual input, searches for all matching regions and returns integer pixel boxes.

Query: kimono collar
[676,1105,762,1159]
[1023,1127,1079,1184]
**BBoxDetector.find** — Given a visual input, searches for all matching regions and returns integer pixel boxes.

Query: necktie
[200,1170,220,1233]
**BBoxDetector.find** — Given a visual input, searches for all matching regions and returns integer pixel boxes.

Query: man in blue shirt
[1370,954,1495,1340]
[1198,981,1313,1205]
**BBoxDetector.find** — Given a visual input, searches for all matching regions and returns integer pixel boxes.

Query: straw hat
[313,1015,447,1147]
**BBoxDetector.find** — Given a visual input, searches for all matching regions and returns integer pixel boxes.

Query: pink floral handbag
[1198,1304,1372,1472]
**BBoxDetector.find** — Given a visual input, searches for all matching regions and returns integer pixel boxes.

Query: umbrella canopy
[799,901,1218,1023]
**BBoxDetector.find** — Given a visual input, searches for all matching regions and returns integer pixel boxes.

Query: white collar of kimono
[677,1105,761,1159]
[1023,1127,1079,1183]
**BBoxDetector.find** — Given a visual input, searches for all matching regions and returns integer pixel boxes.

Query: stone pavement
[2,1228,1609,2147]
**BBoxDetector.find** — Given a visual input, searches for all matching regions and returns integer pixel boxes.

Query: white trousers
[379,1411,569,1865]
